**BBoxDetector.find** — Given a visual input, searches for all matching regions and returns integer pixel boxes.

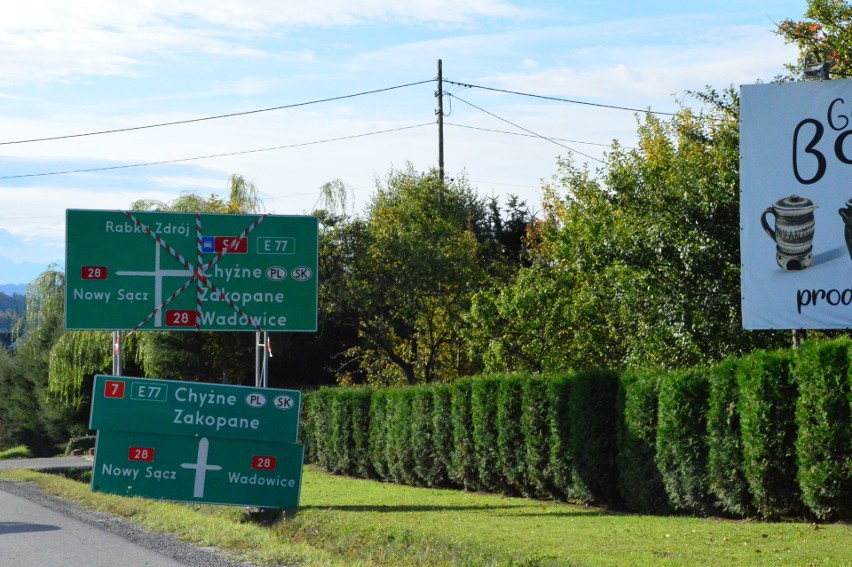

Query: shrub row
[301,338,852,520]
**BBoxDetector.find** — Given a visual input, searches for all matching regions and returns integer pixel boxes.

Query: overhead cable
[445,121,619,148]
[447,93,605,164]
[0,122,433,180]
[445,80,678,117]
[0,80,433,146]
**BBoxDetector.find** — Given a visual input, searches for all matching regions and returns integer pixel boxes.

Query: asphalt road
[0,479,257,567]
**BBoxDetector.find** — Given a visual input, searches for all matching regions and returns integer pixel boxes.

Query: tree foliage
[777,0,852,78]
[321,166,491,384]
[469,89,787,371]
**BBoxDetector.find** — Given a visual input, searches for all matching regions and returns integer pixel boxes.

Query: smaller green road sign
[92,430,304,508]
[90,375,301,444]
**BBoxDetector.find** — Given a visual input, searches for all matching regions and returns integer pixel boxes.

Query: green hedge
[521,374,552,497]
[410,386,435,486]
[448,378,477,490]
[547,372,574,499]
[496,374,526,495]
[568,369,620,505]
[303,387,334,469]
[368,389,390,480]
[738,349,800,519]
[385,388,416,485]
[301,340,852,520]
[472,375,503,492]
[793,339,852,521]
[656,368,712,515]
[617,370,669,514]
[707,358,752,516]
[428,383,453,487]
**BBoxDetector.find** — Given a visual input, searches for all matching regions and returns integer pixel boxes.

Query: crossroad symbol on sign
[115,244,192,328]
[180,438,222,498]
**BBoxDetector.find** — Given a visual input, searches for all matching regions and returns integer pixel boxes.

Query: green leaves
[320,166,489,384]
[777,0,852,78]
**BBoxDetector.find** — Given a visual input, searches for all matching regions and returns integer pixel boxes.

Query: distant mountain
[0,283,27,296]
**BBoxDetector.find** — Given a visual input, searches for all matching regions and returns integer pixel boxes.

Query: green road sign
[92,430,304,508]
[90,375,301,444]
[65,209,318,332]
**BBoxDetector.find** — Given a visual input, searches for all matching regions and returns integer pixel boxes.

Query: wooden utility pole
[437,59,444,183]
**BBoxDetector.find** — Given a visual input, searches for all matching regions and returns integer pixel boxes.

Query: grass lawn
[1,465,849,566]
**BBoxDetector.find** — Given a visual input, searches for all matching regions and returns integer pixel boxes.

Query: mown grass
[1,466,849,566]
[0,445,32,460]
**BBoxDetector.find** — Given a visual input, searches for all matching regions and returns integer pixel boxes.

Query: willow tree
[4,268,94,450]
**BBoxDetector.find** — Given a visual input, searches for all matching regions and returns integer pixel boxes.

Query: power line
[0,122,433,180]
[447,93,605,164]
[0,80,433,147]
[445,79,678,117]
[445,121,621,148]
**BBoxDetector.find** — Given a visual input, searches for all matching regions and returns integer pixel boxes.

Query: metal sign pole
[255,331,262,387]
[112,331,122,376]
[263,332,270,388]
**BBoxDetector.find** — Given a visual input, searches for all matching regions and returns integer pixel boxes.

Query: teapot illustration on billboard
[760,194,817,271]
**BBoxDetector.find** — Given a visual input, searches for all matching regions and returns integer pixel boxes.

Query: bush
[410,386,435,486]
[472,375,502,492]
[547,372,574,499]
[738,349,800,519]
[495,374,526,495]
[302,388,333,467]
[64,435,96,456]
[368,389,391,480]
[707,358,752,516]
[568,369,620,506]
[656,368,713,515]
[327,392,351,474]
[428,383,453,487]
[522,374,552,497]
[337,388,373,478]
[0,445,32,460]
[793,339,852,521]
[449,378,477,490]
[617,370,670,514]
[385,388,416,485]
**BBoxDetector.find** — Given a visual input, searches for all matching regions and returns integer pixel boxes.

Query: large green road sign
[92,430,304,508]
[90,375,301,444]
[66,209,317,332]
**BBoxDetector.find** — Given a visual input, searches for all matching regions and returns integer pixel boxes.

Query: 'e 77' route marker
[66,209,318,332]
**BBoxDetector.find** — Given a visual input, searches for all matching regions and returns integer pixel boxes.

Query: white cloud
[0,1,535,86]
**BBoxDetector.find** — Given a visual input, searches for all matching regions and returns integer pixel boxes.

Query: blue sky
[0,0,806,284]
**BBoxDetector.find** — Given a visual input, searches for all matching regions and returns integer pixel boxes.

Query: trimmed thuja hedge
[301,338,852,520]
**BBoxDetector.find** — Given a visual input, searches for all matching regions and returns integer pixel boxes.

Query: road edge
[0,478,259,567]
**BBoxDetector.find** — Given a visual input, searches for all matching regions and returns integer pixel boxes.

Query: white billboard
[741,79,852,329]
